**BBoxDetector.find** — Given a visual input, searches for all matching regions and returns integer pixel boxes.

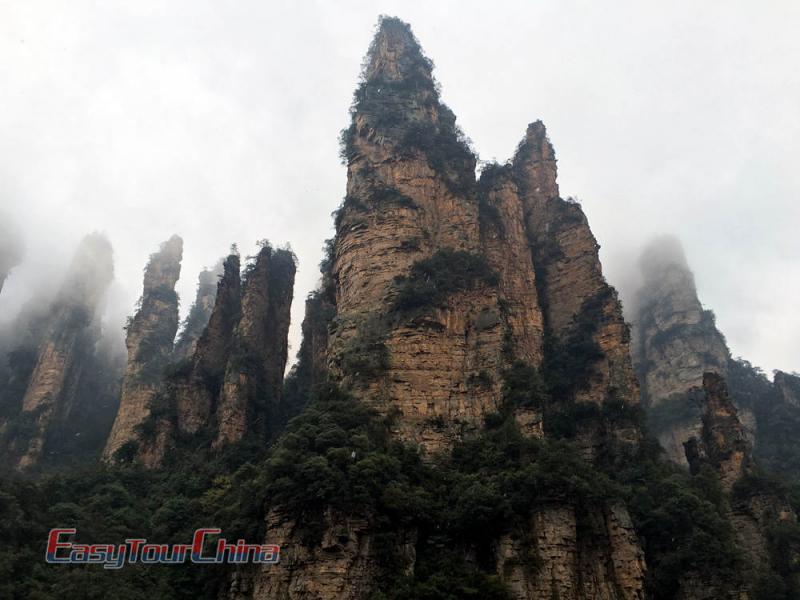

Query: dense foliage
[392,249,499,316]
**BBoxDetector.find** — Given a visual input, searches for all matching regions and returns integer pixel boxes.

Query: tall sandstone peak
[103,235,183,462]
[15,233,114,468]
[173,260,224,361]
[133,252,242,466]
[632,236,756,464]
[215,246,296,446]
[243,17,645,600]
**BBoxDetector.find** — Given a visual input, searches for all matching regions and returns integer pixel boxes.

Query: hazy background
[1,0,798,374]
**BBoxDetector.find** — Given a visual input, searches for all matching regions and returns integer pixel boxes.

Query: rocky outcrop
[14,233,114,468]
[215,246,296,446]
[126,245,296,466]
[242,17,645,600]
[685,373,797,588]
[173,260,224,361]
[496,503,645,600]
[685,373,753,490]
[631,237,738,463]
[329,16,517,454]
[174,252,242,438]
[102,235,183,462]
[513,122,639,417]
[229,510,409,600]
[281,289,335,419]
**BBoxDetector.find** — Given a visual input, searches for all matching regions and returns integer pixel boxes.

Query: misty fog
[1,0,798,374]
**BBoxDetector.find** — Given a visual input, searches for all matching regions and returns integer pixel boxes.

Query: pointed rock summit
[103,235,183,462]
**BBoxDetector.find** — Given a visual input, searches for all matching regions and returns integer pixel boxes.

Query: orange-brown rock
[15,233,114,468]
[103,235,183,462]
[496,503,645,600]
[228,509,413,600]
[244,17,645,600]
[512,122,639,453]
[685,373,753,491]
[328,18,517,454]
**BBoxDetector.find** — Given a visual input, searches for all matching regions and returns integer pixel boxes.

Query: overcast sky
[1,0,798,375]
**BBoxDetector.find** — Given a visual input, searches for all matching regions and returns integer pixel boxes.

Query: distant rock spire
[632,235,736,464]
[16,233,114,468]
[173,259,225,361]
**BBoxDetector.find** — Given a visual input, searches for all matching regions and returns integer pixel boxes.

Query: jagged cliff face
[329,18,516,453]
[103,235,183,461]
[685,373,753,491]
[173,260,223,361]
[632,237,747,464]
[247,18,644,600]
[13,233,114,468]
[684,373,797,592]
[120,246,296,466]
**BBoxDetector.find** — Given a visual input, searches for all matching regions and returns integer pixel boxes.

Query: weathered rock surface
[103,235,183,461]
[631,237,740,464]
[228,510,412,600]
[15,233,114,468]
[215,246,295,446]
[328,17,515,454]
[242,17,646,600]
[496,503,645,600]
[685,372,798,588]
[512,121,640,455]
[685,373,753,490]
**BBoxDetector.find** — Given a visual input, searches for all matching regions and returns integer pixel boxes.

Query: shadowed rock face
[215,246,296,446]
[102,235,183,462]
[243,17,645,600]
[775,370,800,408]
[173,260,224,361]
[512,122,640,454]
[121,245,296,466]
[685,373,753,490]
[14,233,114,468]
